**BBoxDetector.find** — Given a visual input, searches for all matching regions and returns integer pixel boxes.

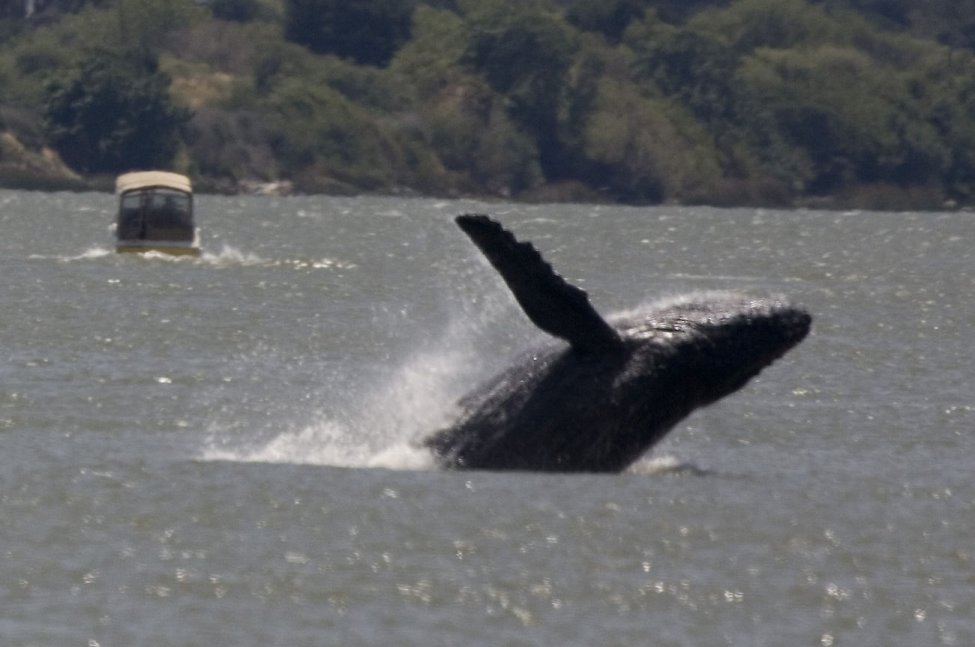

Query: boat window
[117,187,194,242]
[144,189,193,241]
[117,192,146,240]
[148,189,191,224]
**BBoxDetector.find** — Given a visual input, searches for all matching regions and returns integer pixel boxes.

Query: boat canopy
[116,171,192,195]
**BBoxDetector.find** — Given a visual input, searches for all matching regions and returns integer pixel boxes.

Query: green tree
[389,5,468,96]
[736,46,950,193]
[209,0,262,22]
[43,53,190,174]
[688,0,836,52]
[284,0,415,67]
[648,0,730,24]
[565,0,646,44]
[462,4,574,179]
[633,29,739,125]
[582,80,722,202]
[112,0,205,59]
[911,59,975,202]
[261,78,395,186]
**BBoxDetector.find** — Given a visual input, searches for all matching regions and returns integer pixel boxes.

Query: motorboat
[115,171,200,256]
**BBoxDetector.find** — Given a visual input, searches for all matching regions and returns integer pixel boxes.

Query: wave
[629,455,712,477]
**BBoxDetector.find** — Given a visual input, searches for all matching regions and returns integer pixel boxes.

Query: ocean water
[0,190,972,646]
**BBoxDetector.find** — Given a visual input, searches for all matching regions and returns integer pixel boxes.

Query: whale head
[615,292,812,408]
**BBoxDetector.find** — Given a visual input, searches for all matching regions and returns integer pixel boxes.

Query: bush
[261,78,397,186]
[736,46,950,193]
[689,0,836,52]
[423,84,543,196]
[582,81,722,202]
[185,107,276,182]
[632,29,739,125]
[389,5,468,97]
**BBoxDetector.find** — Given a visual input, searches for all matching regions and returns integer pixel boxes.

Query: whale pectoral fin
[456,214,621,353]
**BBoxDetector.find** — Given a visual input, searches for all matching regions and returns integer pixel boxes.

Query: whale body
[424,214,812,473]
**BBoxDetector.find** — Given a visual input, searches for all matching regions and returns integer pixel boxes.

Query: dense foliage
[284,0,415,66]
[0,0,973,208]
[44,52,190,173]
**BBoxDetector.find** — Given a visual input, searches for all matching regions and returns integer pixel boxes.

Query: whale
[423,214,812,473]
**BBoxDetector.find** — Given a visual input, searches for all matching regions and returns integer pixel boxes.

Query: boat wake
[199,245,355,271]
[29,247,113,262]
[30,244,354,271]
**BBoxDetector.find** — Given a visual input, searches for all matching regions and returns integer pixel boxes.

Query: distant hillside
[1,0,973,209]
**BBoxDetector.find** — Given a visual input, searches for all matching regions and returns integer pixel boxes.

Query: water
[1,190,973,646]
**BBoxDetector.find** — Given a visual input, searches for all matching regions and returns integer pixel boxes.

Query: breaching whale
[423,214,812,473]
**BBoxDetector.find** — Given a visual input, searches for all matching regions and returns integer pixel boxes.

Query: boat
[114,171,200,256]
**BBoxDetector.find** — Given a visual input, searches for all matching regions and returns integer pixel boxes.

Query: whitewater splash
[196,243,712,475]
[200,324,709,476]
[199,275,514,471]
[200,338,481,471]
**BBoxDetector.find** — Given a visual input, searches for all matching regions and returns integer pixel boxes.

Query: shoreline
[1,133,967,213]
[1,173,967,214]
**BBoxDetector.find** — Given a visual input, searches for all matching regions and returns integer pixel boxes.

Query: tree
[43,53,190,174]
[581,81,722,202]
[284,0,415,67]
[688,0,836,53]
[735,46,950,194]
[565,0,646,44]
[462,5,574,179]
[632,30,739,125]
[209,0,261,22]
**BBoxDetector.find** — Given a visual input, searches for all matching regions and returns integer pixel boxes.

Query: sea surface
[0,190,973,646]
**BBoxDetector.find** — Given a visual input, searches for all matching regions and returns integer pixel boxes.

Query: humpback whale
[423,214,812,473]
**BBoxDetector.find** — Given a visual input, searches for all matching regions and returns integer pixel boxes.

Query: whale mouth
[781,308,813,346]
[752,300,812,354]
